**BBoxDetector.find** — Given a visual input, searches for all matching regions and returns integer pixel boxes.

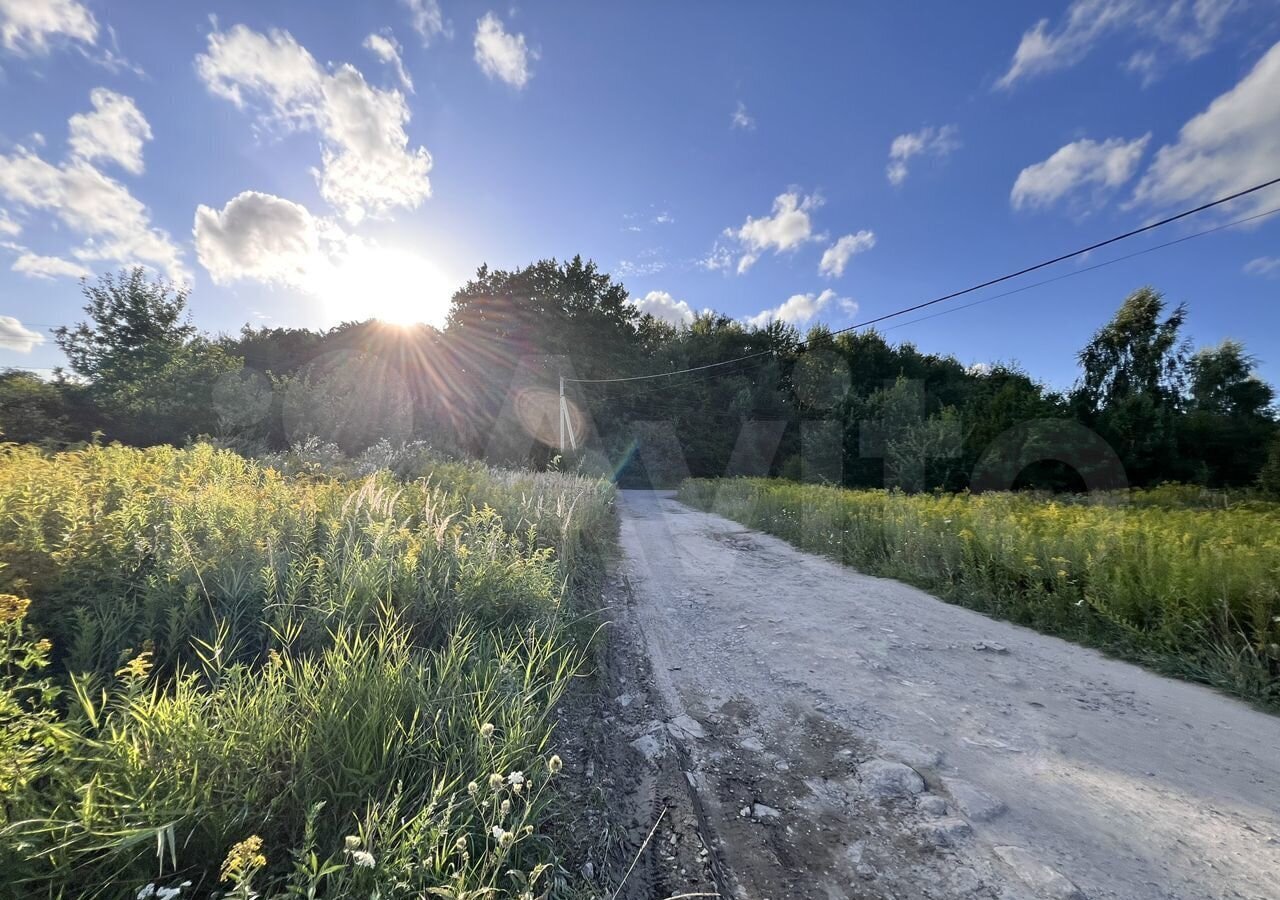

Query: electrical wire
[564,175,1280,385]
[881,204,1280,334]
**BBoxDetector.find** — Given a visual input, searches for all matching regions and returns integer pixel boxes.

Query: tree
[1180,340,1277,486]
[1188,340,1274,417]
[1077,287,1188,414]
[1259,434,1280,498]
[445,257,659,462]
[1073,288,1190,485]
[278,353,415,454]
[54,269,242,445]
[0,370,73,444]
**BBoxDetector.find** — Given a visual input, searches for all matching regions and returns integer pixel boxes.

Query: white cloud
[819,230,876,278]
[731,101,755,130]
[699,241,733,272]
[0,0,97,55]
[196,24,433,223]
[998,0,1242,89]
[1124,48,1160,86]
[1011,134,1150,211]
[1244,256,1280,277]
[364,32,413,93]
[67,88,152,175]
[0,209,19,237]
[12,251,90,280]
[195,24,323,119]
[474,13,534,89]
[194,190,332,288]
[617,256,666,278]
[401,0,448,45]
[0,118,185,280]
[1131,40,1280,216]
[192,190,451,326]
[886,124,959,186]
[0,315,45,352]
[747,289,847,329]
[629,290,696,327]
[729,190,823,274]
[316,64,433,222]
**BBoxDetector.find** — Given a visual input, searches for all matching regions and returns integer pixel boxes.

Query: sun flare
[319,244,454,327]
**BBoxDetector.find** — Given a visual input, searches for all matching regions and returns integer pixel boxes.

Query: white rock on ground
[940,776,1006,821]
[994,845,1085,899]
[858,759,926,799]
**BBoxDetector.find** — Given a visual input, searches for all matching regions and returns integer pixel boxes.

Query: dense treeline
[3,259,1278,493]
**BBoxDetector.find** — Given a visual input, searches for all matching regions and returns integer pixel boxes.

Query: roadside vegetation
[0,440,614,898]
[679,478,1280,704]
[2,260,1279,894]
[4,266,1279,497]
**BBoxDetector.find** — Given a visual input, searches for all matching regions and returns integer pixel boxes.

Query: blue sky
[1,0,1279,389]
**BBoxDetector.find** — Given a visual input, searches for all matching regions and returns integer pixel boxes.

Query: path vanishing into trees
[615,490,1280,900]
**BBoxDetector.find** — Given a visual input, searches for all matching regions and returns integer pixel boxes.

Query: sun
[319,244,455,327]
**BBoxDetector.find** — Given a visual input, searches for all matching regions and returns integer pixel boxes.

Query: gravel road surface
[617,490,1280,900]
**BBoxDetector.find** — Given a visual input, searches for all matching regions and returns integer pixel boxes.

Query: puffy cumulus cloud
[0,0,97,55]
[474,13,534,89]
[819,230,876,278]
[886,124,959,186]
[196,24,433,223]
[1131,40,1280,216]
[629,290,696,327]
[194,190,332,288]
[195,24,322,118]
[315,64,433,222]
[731,101,755,130]
[730,190,823,274]
[401,0,448,45]
[11,251,91,280]
[998,0,1242,89]
[746,289,850,329]
[1011,134,1150,211]
[364,32,413,92]
[1244,256,1280,277]
[67,88,152,174]
[193,190,453,326]
[0,119,185,280]
[0,315,45,352]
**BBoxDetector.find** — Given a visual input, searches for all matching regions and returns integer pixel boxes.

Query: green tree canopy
[53,268,241,445]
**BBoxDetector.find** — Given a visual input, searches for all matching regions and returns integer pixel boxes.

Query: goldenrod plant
[0,441,613,898]
[680,478,1280,703]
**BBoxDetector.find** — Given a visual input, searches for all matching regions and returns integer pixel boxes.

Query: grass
[677,478,1280,705]
[0,441,615,899]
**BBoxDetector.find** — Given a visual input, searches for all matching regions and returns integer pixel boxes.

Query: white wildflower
[351,849,376,868]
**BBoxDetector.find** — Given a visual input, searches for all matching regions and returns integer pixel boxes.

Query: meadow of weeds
[679,479,1280,704]
[0,441,614,899]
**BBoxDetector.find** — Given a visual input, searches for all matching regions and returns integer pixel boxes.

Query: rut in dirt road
[616,490,1280,900]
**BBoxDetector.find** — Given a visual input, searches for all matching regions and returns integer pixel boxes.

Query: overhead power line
[565,174,1280,386]
[836,176,1280,335]
[882,204,1280,334]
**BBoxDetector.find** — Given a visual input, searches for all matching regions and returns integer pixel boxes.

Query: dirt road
[614,490,1280,900]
